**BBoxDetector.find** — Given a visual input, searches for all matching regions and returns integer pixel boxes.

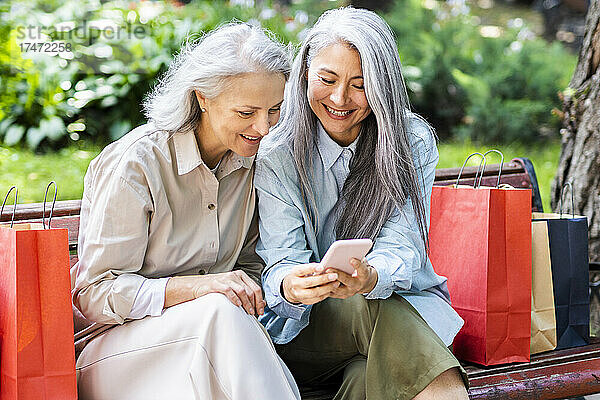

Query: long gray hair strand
[270,7,432,251]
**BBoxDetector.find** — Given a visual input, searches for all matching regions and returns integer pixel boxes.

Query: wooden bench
[2,158,599,399]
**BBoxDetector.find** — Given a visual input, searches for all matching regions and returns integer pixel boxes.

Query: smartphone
[319,239,374,275]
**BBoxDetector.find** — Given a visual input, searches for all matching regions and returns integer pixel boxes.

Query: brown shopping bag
[429,151,532,365]
[532,183,590,350]
[530,220,557,354]
[0,185,77,400]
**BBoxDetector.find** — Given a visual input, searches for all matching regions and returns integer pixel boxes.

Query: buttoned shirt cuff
[128,277,170,319]
[264,265,308,321]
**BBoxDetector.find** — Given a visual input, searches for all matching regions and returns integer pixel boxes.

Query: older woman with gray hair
[255,7,469,399]
[71,23,300,399]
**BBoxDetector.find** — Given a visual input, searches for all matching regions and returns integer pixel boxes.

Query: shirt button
[208,203,216,210]
[198,269,206,275]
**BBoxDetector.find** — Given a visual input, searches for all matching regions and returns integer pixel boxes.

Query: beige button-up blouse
[71,124,264,325]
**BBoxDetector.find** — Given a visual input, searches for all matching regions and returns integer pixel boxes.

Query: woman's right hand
[281,263,340,305]
[165,270,265,316]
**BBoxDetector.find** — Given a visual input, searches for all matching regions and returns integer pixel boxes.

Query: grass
[0,144,103,204]
[0,140,561,212]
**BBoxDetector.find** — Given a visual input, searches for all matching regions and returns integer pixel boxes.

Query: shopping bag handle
[456,152,486,188]
[42,181,58,229]
[478,149,504,188]
[1,186,18,228]
[558,181,575,219]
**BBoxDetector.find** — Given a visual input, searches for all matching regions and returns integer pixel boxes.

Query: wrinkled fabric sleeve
[129,277,170,319]
[365,120,440,299]
[72,166,157,325]
[255,159,311,320]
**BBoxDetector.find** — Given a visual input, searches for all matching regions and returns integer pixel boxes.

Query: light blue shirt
[255,113,463,346]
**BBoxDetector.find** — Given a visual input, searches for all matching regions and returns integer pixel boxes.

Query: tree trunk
[552,0,600,262]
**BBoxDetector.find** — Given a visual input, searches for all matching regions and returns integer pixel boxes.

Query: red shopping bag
[0,223,77,400]
[429,185,532,365]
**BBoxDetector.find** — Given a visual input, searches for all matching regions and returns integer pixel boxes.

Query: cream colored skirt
[76,293,300,400]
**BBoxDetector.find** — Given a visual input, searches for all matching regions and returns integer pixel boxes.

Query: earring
[200,107,206,113]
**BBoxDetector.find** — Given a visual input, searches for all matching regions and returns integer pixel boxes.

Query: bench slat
[0,199,81,222]
[464,338,600,399]
[434,161,524,181]
[469,361,600,399]
[434,173,534,190]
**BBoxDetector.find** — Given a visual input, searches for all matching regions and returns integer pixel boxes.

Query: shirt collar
[172,129,254,176]
[219,151,255,177]
[316,122,359,171]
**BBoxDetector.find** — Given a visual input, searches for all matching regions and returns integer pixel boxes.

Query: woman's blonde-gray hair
[143,22,292,133]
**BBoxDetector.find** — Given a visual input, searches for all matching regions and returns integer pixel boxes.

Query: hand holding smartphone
[319,239,373,275]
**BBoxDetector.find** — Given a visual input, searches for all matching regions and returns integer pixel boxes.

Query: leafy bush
[385,0,576,142]
[1,0,577,149]
[0,0,330,150]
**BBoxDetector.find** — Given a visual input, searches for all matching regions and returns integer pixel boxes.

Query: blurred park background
[0,0,589,210]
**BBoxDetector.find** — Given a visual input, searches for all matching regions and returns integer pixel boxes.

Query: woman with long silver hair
[72,23,300,399]
[256,7,469,399]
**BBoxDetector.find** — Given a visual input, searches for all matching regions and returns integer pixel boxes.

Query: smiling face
[306,42,371,146]
[195,72,286,167]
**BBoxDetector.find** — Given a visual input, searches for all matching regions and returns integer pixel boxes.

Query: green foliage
[1,0,331,150]
[0,144,102,203]
[1,0,576,148]
[385,0,576,142]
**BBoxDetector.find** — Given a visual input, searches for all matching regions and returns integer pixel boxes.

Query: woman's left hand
[327,258,378,299]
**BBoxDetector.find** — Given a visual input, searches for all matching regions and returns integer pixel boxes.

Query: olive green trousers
[275,294,467,400]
